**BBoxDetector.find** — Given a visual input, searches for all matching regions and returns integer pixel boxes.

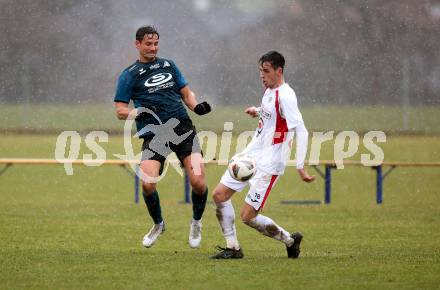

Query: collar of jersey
[266,82,286,93]
[137,58,159,65]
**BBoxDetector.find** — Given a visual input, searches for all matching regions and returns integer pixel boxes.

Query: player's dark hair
[259,51,285,72]
[136,26,159,41]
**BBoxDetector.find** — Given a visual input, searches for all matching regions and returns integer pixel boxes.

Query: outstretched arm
[180,86,197,111]
[180,86,211,115]
[244,106,260,118]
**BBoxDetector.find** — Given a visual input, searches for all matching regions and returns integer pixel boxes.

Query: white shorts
[220,169,280,211]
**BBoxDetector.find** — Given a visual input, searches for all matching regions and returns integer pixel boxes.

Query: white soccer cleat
[189,219,202,249]
[142,221,165,248]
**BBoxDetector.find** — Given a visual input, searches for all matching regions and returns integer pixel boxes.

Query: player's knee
[241,216,253,225]
[240,212,252,224]
[212,190,222,203]
[212,189,226,204]
[240,206,257,224]
[142,182,156,195]
[191,178,206,195]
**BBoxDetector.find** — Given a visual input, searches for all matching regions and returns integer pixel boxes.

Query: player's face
[136,34,159,62]
[259,62,282,89]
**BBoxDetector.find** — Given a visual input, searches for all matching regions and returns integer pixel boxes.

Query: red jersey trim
[258,175,278,210]
[273,90,288,144]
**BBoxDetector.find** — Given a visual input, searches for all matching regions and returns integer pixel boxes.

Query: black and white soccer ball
[228,154,257,181]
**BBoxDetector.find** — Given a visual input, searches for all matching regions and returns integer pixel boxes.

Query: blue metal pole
[134,165,140,204]
[376,165,383,204]
[325,165,331,204]
[184,171,191,204]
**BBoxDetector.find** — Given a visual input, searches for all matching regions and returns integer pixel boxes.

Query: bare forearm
[182,90,197,111]
[180,86,211,115]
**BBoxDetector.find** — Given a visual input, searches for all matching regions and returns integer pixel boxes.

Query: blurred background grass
[1,103,440,134]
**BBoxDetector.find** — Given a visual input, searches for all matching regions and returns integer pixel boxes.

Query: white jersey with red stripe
[241,82,308,175]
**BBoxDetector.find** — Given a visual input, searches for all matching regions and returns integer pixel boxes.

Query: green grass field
[1,103,440,134]
[1,134,440,289]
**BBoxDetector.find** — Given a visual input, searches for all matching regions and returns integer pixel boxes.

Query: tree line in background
[1,0,439,105]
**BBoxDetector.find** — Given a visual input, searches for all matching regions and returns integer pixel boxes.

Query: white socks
[245,214,294,247]
[215,200,240,250]
[215,200,294,248]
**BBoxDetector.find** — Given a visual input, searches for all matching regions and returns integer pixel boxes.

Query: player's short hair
[136,26,160,41]
[259,51,285,72]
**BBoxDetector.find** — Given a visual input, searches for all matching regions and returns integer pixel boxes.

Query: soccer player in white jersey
[210,51,315,259]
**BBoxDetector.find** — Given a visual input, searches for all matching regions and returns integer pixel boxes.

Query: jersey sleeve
[294,122,309,169]
[114,70,133,103]
[170,61,188,90]
[279,88,308,169]
[279,89,304,130]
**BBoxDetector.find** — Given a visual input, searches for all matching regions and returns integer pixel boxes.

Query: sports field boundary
[1,158,439,205]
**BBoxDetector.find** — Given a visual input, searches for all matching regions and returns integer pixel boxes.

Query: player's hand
[245,106,260,118]
[297,168,316,183]
[194,101,211,115]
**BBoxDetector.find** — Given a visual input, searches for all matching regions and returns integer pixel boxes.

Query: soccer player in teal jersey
[114,26,211,249]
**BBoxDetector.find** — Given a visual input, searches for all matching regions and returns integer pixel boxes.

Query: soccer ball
[228,154,257,181]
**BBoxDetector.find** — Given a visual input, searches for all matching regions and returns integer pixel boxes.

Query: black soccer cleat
[210,246,244,259]
[286,232,303,258]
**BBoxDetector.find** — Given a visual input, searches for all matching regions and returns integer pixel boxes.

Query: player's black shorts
[141,118,202,167]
